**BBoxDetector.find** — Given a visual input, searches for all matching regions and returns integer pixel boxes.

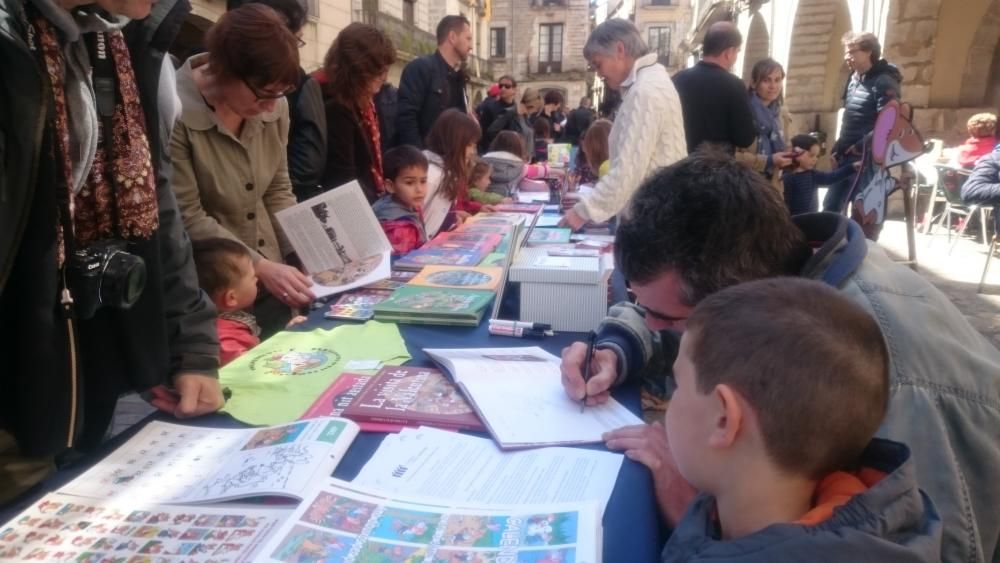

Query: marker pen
[488,319,553,332]
[487,323,554,339]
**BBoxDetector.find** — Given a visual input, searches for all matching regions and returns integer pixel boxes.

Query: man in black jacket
[672,21,755,154]
[395,14,473,148]
[478,75,517,151]
[0,0,223,505]
[824,31,902,213]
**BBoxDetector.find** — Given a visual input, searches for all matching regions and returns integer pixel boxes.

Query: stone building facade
[634,0,694,75]
[488,0,591,108]
[686,0,1000,147]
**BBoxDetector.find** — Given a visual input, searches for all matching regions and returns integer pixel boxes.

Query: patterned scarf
[33,14,158,264]
[359,101,384,194]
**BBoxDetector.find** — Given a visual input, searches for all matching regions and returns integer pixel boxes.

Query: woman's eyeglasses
[242,78,295,101]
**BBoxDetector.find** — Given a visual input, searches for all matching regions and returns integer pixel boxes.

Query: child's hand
[286,315,308,328]
[772,151,794,169]
[455,210,472,224]
[481,204,498,213]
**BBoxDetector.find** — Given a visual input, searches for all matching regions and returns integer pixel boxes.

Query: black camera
[67,240,147,319]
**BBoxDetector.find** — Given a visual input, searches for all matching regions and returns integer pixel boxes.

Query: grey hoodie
[481,150,526,197]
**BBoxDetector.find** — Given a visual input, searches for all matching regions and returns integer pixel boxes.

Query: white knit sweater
[574,53,687,223]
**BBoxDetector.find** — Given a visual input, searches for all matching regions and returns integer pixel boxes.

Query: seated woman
[318,23,397,203]
[171,5,314,336]
[422,109,482,238]
[954,113,997,169]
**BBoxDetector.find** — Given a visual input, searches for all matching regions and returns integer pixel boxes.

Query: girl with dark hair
[318,23,397,203]
[422,109,482,237]
[172,4,313,335]
[735,58,794,193]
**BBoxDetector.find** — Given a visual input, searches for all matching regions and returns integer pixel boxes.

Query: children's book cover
[478,253,507,268]
[373,286,494,326]
[341,366,484,431]
[528,228,572,245]
[454,222,514,236]
[465,213,526,226]
[428,232,504,251]
[408,266,504,292]
[547,143,572,168]
[394,248,485,272]
[323,304,374,322]
[299,373,403,433]
[333,288,394,308]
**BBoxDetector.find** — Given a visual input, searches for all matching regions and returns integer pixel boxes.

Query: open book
[57,418,359,504]
[257,479,602,563]
[275,181,391,298]
[424,347,642,449]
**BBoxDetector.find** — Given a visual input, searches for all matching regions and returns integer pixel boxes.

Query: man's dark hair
[702,22,743,57]
[686,277,889,479]
[543,90,564,107]
[790,134,820,152]
[226,0,306,34]
[191,238,252,297]
[436,15,470,45]
[579,96,590,106]
[498,75,517,87]
[383,145,429,182]
[615,150,811,305]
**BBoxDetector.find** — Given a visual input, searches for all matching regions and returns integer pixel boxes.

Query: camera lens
[101,252,147,309]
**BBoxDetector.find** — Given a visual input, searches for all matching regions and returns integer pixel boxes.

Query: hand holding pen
[560,337,618,408]
[580,330,597,412]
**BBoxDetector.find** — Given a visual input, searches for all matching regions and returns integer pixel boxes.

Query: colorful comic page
[0,492,290,562]
[259,479,601,563]
[57,418,359,504]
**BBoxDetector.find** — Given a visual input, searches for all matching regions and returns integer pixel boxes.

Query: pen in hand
[580,330,597,413]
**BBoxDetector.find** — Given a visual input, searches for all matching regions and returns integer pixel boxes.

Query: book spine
[346,413,477,432]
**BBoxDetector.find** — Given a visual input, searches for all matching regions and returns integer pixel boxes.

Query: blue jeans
[822,153,860,213]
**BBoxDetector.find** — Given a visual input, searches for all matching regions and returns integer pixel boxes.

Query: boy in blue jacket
[661,277,941,562]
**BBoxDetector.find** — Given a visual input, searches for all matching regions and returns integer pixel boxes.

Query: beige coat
[170,54,297,263]
[735,105,793,194]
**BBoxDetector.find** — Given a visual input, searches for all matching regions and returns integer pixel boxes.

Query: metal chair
[979,208,999,293]
[927,165,989,254]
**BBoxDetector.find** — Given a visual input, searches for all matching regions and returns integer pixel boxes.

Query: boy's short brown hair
[684,277,889,479]
[191,238,253,298]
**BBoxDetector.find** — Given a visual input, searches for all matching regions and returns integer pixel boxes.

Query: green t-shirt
[220,321,411,425]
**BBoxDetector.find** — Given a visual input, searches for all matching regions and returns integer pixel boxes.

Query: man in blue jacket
[560,152,1000,563]
[395,14,473,148]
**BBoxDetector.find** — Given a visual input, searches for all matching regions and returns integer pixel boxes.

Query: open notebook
[424,347,642,449]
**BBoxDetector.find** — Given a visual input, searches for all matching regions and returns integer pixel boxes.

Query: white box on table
[508,247,612,332]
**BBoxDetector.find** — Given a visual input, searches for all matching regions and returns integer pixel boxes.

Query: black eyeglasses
[499,83,514,89]
[242,77,294,101]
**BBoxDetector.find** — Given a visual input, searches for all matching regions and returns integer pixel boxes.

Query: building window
[649,0,672,5]
[648,26,671,66]
[539,23,563,73]
[403,0,415,26]
[490,28,506,58]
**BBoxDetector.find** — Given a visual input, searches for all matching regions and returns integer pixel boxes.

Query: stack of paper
[352,427,624,515]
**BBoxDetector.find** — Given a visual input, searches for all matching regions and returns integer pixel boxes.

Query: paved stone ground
[108,215,1000,437]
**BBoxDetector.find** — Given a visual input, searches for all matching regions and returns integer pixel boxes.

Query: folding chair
[927,165,989,254]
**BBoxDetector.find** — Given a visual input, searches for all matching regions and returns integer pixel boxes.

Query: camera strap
[85,30,124,233]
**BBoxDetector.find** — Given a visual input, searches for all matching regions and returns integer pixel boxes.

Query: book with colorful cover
[454,222,514,236]
[299,373,403,432]
[332,288,394,308]
[373,286,495,326]
[408,265,504,292]
[528,227,572,245]
[425,232,503,253]
[340,366,485,431]
[492,202,544,214]
[479,252,506,267]
[465,212,526,226]
[394,247,485,272]
[323,304,374,321]
[548,143,572,167]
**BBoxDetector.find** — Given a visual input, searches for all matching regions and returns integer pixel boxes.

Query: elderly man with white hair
[561,19,687,231]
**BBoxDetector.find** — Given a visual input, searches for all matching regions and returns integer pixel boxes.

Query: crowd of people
[2,0,999,560]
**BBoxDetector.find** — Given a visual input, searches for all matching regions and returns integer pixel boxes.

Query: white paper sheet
[353,428,623,515]
[423,347,643,448]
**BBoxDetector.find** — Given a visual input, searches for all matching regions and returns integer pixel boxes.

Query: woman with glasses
[317,23,397,204]
[171,4,315,336]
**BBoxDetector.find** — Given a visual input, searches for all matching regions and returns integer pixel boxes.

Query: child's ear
[383,179,396,194]
[221,288,239,310]
[707,384,743,450]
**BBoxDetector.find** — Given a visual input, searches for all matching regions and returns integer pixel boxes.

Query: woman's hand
[255,258,315,307]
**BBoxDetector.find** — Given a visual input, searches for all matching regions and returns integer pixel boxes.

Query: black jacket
[564,106,595,145]
[0,0,218,456]
[477,96,513,151]
[833,59,903,158]
[375,82,398,153]
[287,73,327,201]
[320,101,381,204]
[962,148,1000,206]
[672,61,756,153]
[395,51,467,148]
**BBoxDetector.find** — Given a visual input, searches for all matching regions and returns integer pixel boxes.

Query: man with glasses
[559,152,1000,563]
[824,32,902,213]
[478,76,518,151]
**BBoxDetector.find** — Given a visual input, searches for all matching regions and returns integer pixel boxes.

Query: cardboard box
[508,247,612,332]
